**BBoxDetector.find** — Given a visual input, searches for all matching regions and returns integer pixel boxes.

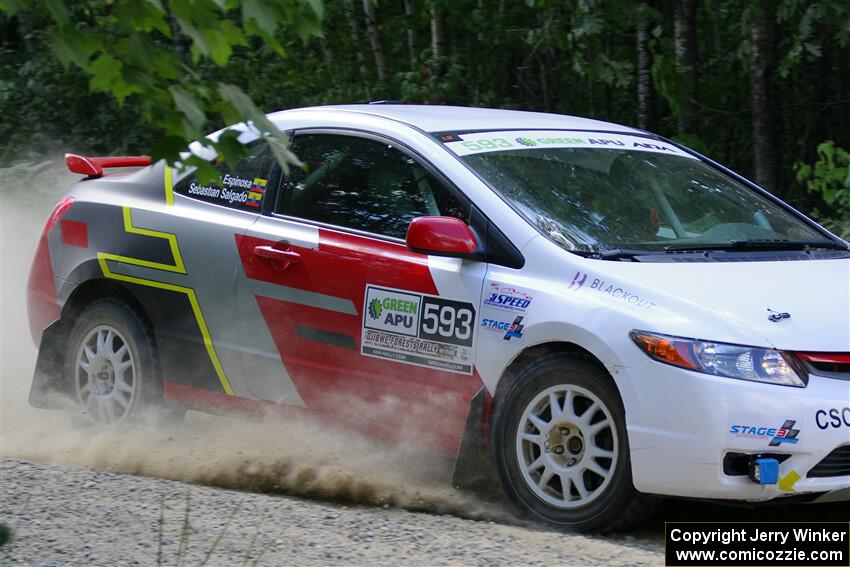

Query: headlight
[630,331,808,387]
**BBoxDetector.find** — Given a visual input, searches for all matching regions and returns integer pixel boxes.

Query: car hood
[585,257,850,352]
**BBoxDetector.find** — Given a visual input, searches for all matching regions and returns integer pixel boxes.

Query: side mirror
[406,216,478,257]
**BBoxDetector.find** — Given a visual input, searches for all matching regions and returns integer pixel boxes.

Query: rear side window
[276,134,470,239]
[175,142,279,212]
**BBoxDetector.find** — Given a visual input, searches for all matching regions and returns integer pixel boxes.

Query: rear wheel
[65,299,161,423]
[494,354,657,532]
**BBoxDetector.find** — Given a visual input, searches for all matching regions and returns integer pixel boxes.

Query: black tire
[494,353,657,532]
[64,298,164,423]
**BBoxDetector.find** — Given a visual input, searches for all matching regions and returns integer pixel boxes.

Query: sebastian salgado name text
[669,527,848,547]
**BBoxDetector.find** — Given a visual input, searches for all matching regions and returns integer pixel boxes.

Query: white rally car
[28,105,850,532]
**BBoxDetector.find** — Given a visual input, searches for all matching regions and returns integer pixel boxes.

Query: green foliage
[795,141,850,237]
[0,0,323,182]
[1,0,849,216]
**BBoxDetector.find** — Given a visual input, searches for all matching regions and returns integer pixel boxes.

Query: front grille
[797,352,850,381]
[807,445,850,478]
[809,361,850,374]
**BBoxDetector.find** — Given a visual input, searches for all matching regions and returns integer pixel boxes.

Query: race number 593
[419,297,475,347]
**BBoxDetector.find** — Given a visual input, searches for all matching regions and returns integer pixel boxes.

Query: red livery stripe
[235,228,483,452]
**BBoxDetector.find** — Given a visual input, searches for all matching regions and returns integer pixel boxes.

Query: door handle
[253,245,301,267]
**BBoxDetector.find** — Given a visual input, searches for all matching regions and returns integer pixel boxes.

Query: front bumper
[623,360,850,501]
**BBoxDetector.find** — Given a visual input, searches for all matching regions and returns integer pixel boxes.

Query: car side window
[174,141,279,212]
[277,134,470,239]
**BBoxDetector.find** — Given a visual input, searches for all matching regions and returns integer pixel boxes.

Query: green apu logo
[368,298,383,320]
[371,295,419,328]
[515,137,537,147]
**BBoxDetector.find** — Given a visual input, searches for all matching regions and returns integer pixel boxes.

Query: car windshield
[443,130,834,254]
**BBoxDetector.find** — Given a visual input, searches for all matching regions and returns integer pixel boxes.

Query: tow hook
[748,456,779,485]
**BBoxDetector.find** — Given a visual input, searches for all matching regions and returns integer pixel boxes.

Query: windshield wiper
[586,248,663,260]
[664,239,848,252]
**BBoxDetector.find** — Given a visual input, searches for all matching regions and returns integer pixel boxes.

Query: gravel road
[0,458,662,566]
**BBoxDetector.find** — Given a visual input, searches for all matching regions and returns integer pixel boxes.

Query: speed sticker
[362,285,476,374]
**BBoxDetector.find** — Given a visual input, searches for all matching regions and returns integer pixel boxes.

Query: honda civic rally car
[27,105,850,531]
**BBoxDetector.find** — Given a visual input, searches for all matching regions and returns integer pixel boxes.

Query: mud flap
[28,319,71,409]
[451,388,504,499]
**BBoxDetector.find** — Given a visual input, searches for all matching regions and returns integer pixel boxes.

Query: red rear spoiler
[65,154,152,177]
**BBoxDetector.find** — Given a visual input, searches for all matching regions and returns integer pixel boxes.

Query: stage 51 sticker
[362,285,476,374]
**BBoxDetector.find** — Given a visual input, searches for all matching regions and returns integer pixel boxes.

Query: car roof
[273,104,642,135]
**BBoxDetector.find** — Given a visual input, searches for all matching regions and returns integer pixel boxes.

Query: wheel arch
[452,340,622,494]
[61,277,158,333]
[30,276,162,409]
[493,342,617,415]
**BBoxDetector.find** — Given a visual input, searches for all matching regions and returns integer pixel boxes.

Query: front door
[236,133,487,452]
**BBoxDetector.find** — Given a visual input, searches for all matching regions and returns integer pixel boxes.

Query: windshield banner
[443,130,697,159]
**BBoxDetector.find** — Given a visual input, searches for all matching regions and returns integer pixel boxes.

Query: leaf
[150,134,190,164]
[265,134,301,174]
[214,129,250,165]
[242,0,278,36]
[303,0,325,19]
[118,0,171,36]
[293,16,323,42]
[243,20,285,56]
[205,20,249,65]
[186,156,223,186]
[43,0,70,27]
[216,83,270,128]
[176,19,210,60]
[88,54,123,92]
[0,0,25,13]
[803,41,822,58]
[51,27,98,69]
[169,86,207,133]
[111,80,142,105]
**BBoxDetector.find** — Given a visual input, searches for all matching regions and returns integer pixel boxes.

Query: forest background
[1,0,848,236]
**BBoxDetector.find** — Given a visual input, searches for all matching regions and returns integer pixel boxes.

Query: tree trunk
[430,1,444,60]
[361,0,387,84]
[636,2,655,131]
[404,0,417,67]
[342,0,371,97]
[472,0,484,105]
[749,1,778,193]
[539,58,550,112]
[320,38,339,89]
[673,0,697,135]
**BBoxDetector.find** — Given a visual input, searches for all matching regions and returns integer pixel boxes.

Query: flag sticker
[245,178,267,208]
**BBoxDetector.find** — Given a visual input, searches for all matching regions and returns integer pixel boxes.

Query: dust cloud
[0,160,509,522]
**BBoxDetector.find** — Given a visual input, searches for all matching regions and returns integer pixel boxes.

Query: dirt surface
[1,458,664,566]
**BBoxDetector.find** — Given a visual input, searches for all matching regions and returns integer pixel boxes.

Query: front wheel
[64,299,161,424]
[494,354,656,532]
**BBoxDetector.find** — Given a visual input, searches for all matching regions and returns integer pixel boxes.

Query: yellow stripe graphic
[98,206,234,396]
[118,207,185,273]
[164,165,174,206]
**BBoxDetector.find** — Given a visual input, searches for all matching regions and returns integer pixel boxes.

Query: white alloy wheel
[74,323,137,423]
[515,384,618,508]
